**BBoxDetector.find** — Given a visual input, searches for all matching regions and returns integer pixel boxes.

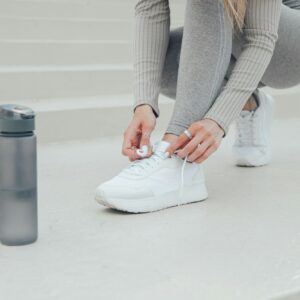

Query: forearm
[133,0,170,117]
[205,0,282,134]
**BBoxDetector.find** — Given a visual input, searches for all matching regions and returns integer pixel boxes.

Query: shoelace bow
[124,153,163,175]
[123,150,189,207]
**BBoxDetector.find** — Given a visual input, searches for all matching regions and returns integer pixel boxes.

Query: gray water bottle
[0,104,37,246]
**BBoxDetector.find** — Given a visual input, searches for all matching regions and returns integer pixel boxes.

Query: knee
[267,78,300,90]
[265,10,300,89]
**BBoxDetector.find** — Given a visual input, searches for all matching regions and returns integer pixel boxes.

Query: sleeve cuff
[203,114,230,137]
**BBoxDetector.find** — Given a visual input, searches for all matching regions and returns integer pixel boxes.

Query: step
[0,17,183,42]
[0,40,133,65]
[0,64,133,101]
[4,86,298,144]
[0,18,134,41]
[1,1,184,21]
[1,1,135,20]
[23,94,174,143]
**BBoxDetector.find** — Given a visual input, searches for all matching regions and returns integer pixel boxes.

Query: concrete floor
[1,119,300,300]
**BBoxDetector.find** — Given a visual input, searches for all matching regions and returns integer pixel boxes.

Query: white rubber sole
[95,183,208,213]
[235,155,272,167]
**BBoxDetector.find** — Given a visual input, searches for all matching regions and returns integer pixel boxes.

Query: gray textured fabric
[134,0,300,135]
[283,0,300,9]
[162,1,300,134]
[164,0,233,135]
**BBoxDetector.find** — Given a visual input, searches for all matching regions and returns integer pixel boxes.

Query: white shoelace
[237,112,260,146]
[179,156,188,206]
[122,148,189,207]
[123,152,166,176]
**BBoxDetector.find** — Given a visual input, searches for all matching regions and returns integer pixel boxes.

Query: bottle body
[0,134,37,246]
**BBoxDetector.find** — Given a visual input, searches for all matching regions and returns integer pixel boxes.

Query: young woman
[95,0,300,213]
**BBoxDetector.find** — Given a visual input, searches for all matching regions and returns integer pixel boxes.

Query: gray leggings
[161,1,300,135]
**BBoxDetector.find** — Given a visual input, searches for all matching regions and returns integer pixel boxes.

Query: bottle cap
[0,104,35,134]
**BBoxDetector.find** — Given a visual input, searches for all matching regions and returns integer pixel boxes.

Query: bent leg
[161,1,300,135]
[230,3,300,89]
[161,26,230,100]
[262,4,300,88]
[165,0,233,136]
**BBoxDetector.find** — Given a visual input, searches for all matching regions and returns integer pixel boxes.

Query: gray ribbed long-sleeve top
[133,0,282,134]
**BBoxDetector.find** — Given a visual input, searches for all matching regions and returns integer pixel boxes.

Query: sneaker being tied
[95,141,208,213]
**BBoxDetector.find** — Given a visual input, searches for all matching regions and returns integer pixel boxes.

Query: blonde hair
[224,0,247,31]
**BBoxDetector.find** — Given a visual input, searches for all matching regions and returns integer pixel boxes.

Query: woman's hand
[167,119,224,164]
[122,104,156,161]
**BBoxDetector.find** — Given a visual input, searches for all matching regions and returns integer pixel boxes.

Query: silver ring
[184,129,193,140]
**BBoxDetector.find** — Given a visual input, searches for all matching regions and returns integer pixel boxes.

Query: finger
[140,126,152,145]
[128,151,141,161]
[136,144,153,158]
[176,133,203,159]
[122,126,140,157]
[195,145,217,164]
[122,138,132,157]
[187,141,211,162]
[139,129,153,158]
[167,133,190,155]
[122,142,139,159]
[176,125,209,158]
[122,132,134,157]
[133,129,142,148]
[124,137,151,161]
[123,142,143,161]
[140,132,150,147]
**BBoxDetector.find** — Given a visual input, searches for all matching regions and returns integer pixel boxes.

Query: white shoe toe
[95,181,153,205]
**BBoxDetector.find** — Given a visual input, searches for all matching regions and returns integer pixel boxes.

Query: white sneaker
[95,141,208,213]
[233,90,274,167]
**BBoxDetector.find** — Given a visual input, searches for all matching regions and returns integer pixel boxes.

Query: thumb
[166,145,174,156]
[166,144,178,156]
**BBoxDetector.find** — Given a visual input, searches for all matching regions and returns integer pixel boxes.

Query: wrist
[135,104,155,115]
[203,118,225,137]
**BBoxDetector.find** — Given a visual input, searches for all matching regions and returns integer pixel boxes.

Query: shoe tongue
[240,111,253,118]
[154,141,170,155]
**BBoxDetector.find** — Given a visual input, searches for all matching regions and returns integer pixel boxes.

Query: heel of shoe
[192,165,206,182]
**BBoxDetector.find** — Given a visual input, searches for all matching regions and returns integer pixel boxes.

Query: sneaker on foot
[233,90,274,167]
[95,141,208,213]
